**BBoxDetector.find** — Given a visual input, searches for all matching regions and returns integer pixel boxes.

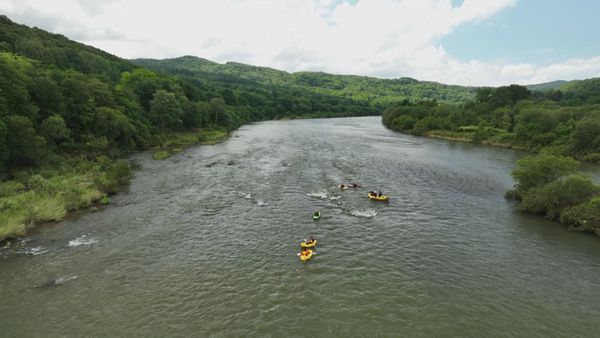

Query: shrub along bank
[0,157,131,240]
[506,155,600,235]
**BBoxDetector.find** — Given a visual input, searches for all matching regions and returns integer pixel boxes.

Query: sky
[1,0,599,86]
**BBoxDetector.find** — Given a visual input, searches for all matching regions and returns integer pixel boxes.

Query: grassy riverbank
[425,129,528,150]
[0,127,232,241]
[0,157,131,241]
[152,128,229,160]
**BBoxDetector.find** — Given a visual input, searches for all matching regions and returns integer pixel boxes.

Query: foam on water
[350,209,378,218]
[68,235,98,247]
[21,246,49,256]
[55,275,79,284]
[256,199,269,206]
[306,192,328,199]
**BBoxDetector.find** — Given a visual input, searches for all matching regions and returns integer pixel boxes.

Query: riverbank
[425,130,528,151]
[0,157,131,241]
[0,127,231,241]
[392,126,593,162]
[151,128,229,160]
[389,126,600,236]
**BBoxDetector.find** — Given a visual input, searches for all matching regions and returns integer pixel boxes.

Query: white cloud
[0,0,598,86]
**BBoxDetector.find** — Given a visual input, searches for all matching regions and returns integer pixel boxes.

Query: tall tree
[0,53,39,121]
[149,90,183,132]
[209,97,229,126]
[0,119,8,171]
[572,117,600,152]
[40,115,70,148]
[511,155,579,196]
[4,115,46,166]
[93,107,134,148]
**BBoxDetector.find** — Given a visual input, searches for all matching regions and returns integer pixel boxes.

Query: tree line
[382,83,600,162]
[133,56,476,108]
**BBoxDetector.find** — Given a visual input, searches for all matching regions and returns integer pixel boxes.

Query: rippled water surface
[1,117,600,337]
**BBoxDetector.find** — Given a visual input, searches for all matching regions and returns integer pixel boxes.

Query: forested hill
[0,15,389,175]
[0,15,134,80]
[132,56,477,105]
[557,78,600,105]
[526,80,568,92]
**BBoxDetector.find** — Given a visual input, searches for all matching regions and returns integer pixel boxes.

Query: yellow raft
[300,239,317,248]
[368,192,390,202]
[299,249,313,261]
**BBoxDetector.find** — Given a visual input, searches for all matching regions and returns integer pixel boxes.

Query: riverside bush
[152,150,170,160]
[508,154,600,235]
[583,152,600,163]
[0,181,24,197]
[27,174,48,191]
[510,155,579,197]
[560,197,600,234]
[0,157,131,240]
[519,174,600,219]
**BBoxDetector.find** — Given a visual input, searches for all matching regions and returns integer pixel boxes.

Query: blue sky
[0,0,598,86]
[442,0,600,64]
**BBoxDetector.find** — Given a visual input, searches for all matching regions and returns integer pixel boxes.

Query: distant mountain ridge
[526,80,569,91]
[132,56,478,104]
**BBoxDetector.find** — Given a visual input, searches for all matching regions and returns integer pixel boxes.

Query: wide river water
[1,117,599,337]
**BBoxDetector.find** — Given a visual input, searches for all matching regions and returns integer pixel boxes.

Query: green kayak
[313,211,321,220]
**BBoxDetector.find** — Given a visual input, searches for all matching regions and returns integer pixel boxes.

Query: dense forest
[0,15,385,176]
[382,81,600,162]
[133,56,476,106]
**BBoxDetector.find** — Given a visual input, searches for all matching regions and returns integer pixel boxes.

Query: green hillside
[526,80,568,91]
[558,78,600,105]
[0,15,382,175]
[134,56,291,84]
[0,16,134,80]
[132,56,477,105]
[0,15,375,238]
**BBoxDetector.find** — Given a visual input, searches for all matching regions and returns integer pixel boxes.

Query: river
[1,117,599,337]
